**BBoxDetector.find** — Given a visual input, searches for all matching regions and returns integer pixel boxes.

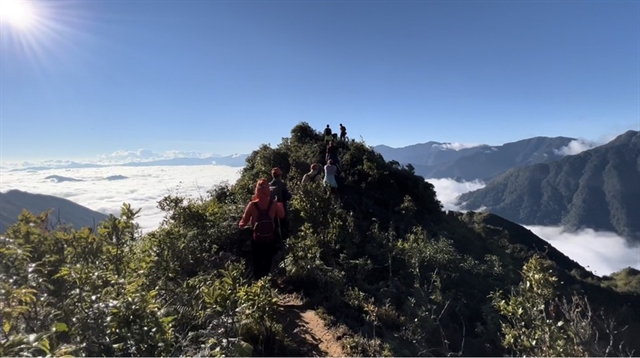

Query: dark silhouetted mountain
[459,130,640,241]
[0,190,108,233]
[45,175,84,182]
[375,136,580,181]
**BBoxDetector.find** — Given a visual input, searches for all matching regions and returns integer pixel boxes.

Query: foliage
[1,123,638,357]
[0,199,284,356]
[601,268,640,295]
[492,255,634,357]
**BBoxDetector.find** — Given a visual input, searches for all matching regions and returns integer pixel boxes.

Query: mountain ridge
[0,189,109,233]
[1,123,639,357]
[374,135,591,182]
[459,130,640,241]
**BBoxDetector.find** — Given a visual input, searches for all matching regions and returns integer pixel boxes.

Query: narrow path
[278,295,345,357]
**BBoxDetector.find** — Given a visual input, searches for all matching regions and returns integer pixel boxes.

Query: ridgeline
[1,122,639,357]
[459,130,640,242]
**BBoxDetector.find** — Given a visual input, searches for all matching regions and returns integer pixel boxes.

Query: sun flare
[0,0,36,29]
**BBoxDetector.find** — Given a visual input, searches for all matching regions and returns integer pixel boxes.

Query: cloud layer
[427,177,638,276]
[426,178,486,211]
[526,225,640,276]
[432,142,483,151]
[0,149,225,170]
[0,165,242,233]
[97,149,216,163]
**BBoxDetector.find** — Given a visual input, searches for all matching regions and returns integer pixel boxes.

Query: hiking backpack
[252,201,275,242]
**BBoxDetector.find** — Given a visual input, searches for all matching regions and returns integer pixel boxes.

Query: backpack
[252,201,274,242]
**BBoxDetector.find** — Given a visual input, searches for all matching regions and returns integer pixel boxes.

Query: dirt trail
[278,295,345,357]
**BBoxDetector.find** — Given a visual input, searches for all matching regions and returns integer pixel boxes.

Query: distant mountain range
[9,154,249,172]
[0,190,108,233]
[375,136,592,182]
[44,175,130,183]
[458,130,640,242]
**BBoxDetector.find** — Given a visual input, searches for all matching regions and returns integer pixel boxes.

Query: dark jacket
[269,178,292,203]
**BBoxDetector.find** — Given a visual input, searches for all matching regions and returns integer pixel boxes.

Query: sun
[0,0,36,29]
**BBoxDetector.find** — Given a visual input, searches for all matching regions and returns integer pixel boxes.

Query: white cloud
[96,149,215,164]
[432,142,482,151]
[526,225,640,276]
[425,178,486,211]
[0,165,242,233]
[554,139,599,156]
[423,178,639,277]
[0,149,222,170]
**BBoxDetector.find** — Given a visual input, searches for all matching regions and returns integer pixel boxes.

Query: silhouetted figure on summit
[324,124,333,144]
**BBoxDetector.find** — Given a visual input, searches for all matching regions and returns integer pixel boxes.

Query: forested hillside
[1,123,638,357]
[375,136,576,182]
[459,130,640,242]
[0,189,108,233]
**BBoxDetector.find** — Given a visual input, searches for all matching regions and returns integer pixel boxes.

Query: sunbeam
[0,0,36,29]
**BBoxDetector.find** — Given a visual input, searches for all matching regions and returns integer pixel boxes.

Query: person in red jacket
[239,178,285,280]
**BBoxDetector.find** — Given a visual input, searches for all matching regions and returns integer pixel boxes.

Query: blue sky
[1,0,638,161]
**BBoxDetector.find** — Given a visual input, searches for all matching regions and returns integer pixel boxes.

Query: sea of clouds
[1,164,638,276]
[0,165,242,233]
[429,178,639,276]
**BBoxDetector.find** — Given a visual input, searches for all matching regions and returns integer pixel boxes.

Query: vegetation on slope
[1,123,638,356]
[0,190,108,233]
[459,130,640,241]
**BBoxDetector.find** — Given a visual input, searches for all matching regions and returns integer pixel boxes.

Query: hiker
[269,167,292,241]
[324,159,339,195]
[339,123,347,141]
[239,178,285,280]
[323,124,333,144]
[301,163,323,184]
[326,140,340,167]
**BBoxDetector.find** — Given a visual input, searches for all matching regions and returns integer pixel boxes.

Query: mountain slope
[0,189,108,233]
[373,142,488,167]
[376,136,579,181]
[459,130,640,241]
[2,123,638,357]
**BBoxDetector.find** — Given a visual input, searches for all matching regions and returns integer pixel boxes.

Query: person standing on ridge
[269,167,292,242]
[339,123,347,141]
[326,140,340,168]
[239,179,285,280]
[301,163,323,184]
[324,124,333,144]
[324,159,339,197]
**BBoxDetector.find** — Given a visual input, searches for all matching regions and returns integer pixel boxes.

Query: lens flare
[0,0,36,29]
